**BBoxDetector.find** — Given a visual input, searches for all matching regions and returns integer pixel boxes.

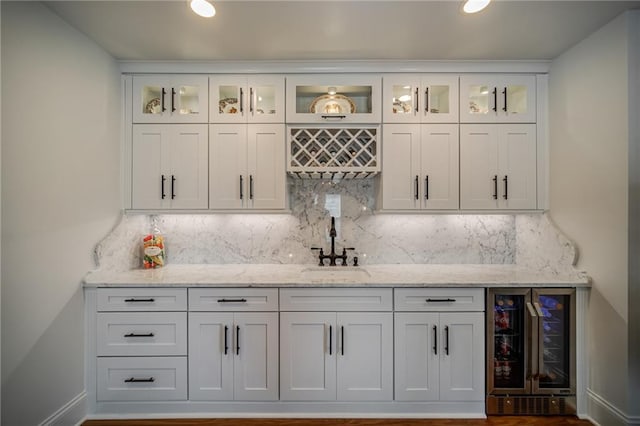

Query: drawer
[97,288,187,311]
[96,357,187,401]
[97,312,187,356]
[394,288,485,312]
[280,288,392,311]
[189,288,278,311]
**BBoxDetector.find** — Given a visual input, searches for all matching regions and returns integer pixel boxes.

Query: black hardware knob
[353,256,359,267]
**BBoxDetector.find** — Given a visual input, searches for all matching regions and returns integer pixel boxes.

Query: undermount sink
[301,266,371,281]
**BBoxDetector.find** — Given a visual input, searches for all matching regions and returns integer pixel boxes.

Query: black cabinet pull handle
[161,88,166,112]
[426,298,456,302]
[161,175,166,200]
[249,175,254,200]
[124,298,155,303]
[415,175,419,200]
[125,377,154,383]
[239,175,244,200]
[425,87,429,113]
[217,298,247,303]
[492,87,497,112]
[493,175,498,200]
[341,326,345,356]
[444,325,450,356]
[433,325,438,355]
[171,175,176,199]
[503,87,508,112]
[224,325,229,355]
[171,88,176,112]
[414,87,419,113]
[124,332,154,338]
[329,325,332,355]
[425,175,429,200]
[321,115,346,120]
[239,88,244,114]
[250,87,254,114]
[236,325,240,355]
[503,175,508,200]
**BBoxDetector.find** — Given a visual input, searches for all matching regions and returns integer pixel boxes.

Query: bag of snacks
[143,220,165,269]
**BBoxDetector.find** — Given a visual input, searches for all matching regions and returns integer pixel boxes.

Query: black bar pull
[124,332,154,338]
[161,88,166,112]
[492,87,497,112]
[415,175,419,200]
[161,175,166,200]
[249,175,254,200]
[425,87,429,113]
[492,175,498,200]
[171,175,176,199]
[224,325,229,355]
[321,115,346,120]
[250,87,254,114]
[433,325,438,355]
[239,88,244,113]
[236,325,240,355]
[125,377,154,383]
[425,175,429,200]
[329,325,332,355]
[503,175,508,200]
[426,298,456,303]
[341,326,345,356]
[171,88,176,112]
[414,87,419,113]
[217,298,247,303]
[124,298,155,303]
[239,175,244,200]
[444,325,449,355]
[502,87,508,112]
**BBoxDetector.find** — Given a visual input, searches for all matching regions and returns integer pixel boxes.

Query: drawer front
[280,288,393,311]
[96,357,187,401]
[189,288,278,311]
[97,288,187,312]
[394,288,485,312]
[97,312,187,356]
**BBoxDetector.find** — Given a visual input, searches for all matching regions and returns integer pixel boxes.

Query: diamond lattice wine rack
[287,127,380,179]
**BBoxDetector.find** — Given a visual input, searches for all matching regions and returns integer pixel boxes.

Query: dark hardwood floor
[83,417,593,426]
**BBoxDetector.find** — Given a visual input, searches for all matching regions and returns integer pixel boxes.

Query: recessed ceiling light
[463,0,491,14]
[190,0,216,18]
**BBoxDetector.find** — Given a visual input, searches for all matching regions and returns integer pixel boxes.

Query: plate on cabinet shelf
[144,97,161,114]
[392,100,412,114]
[309,94,356,114]
[219,97,239,114]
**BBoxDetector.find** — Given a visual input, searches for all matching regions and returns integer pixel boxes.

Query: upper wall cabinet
[286,75,381,124]
[382,75,459,124]
[460,75,536,123]
[133,76,209,124]
[210,76,285,124]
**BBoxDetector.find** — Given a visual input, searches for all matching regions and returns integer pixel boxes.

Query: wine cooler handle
[526,302,537,317]
[533,302,544,317]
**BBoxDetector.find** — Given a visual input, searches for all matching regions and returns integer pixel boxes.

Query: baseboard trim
[40,391,87,426]
[587,388,632,426]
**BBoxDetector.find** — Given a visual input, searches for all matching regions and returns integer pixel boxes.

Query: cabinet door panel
[382,124,420,210]
[421,124,459,210]
[460,124,500,209]
[394,313,440,401]
[248,76,285,123]
[209,124,248,209]
[234,312,279,401]
[499,75,536,123]
[132,125,167,209]
[499,124,537,209]
[280,312,336,401]
[382,75,420,123]
[439,312,485,402]
[248,124,286,209]
[422,75,459,123]
[336,312,393,401]
[188,312,234,400]
[169,124,208,209]
[133,76,170,123]
[210,76,246,123]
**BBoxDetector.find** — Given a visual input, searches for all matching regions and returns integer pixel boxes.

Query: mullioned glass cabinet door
[132,76,209,124]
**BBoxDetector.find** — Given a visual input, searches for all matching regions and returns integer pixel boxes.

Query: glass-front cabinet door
[383,75,458,124]
[460,75,536,123]
[487,288,532,395]
[209,76,285,123]
[286,75,381,124]
[132,76,208,124]
[532,289,576,395]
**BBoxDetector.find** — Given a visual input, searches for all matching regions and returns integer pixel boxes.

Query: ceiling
[45,0,640,62]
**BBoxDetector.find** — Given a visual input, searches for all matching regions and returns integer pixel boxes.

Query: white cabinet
[209,124,286,210]
[381,124,459,210]
[286,75,381,123]
[279,288,393,402]
[132,124,208,210]
[133,75,208,123]
[210,75,285,123]
[460,124,537,210]
[382,74,459,123]
[460,75,536,123]
[394,288,485,403]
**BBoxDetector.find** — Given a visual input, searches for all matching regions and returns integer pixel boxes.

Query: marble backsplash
[94,179,577,275]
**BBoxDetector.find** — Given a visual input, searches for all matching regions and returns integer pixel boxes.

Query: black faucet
[311,216,355,266]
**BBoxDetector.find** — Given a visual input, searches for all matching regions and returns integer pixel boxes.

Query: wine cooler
[486,288,576,415]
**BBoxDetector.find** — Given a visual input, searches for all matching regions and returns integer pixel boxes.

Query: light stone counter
[83,263,590,288]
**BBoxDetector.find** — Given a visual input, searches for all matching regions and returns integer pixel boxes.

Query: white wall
[1,2,121,425]
[549,12,630,424]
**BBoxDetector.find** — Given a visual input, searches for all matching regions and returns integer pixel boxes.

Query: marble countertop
[83,263,591,288]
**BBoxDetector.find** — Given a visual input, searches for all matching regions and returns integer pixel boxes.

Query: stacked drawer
[95,288,188,401]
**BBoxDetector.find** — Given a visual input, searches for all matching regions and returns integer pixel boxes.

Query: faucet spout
[310,216,355,266]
